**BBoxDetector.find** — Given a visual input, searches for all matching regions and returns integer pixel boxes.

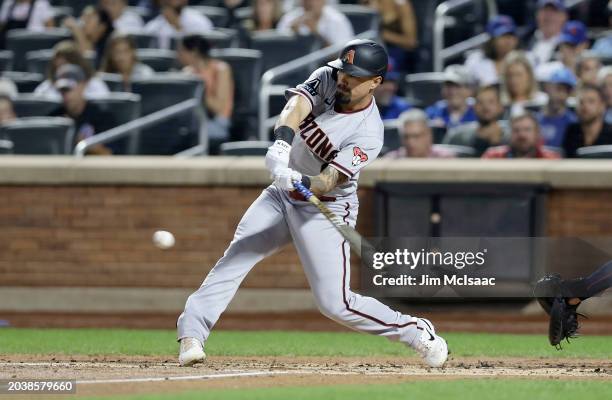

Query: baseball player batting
[176,39,448,368]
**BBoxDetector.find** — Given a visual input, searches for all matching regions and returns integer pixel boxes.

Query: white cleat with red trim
[412,318,448,368]
[178,337,206,367]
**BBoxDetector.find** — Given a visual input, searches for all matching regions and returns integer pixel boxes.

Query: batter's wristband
[300,175,311,189]
[274,126,295,144]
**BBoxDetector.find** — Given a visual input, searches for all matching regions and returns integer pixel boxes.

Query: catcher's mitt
[534,274,583,349]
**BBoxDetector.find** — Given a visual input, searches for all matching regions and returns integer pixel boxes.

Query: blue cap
[486,15,516,38]
[546,66,577,87]
[559,21,588,46]
[538,0,566,11]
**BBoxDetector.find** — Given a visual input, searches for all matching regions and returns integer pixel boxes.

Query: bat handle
[293,180,314,200]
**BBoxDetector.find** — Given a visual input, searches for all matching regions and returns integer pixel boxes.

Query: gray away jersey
[285,66,384,198]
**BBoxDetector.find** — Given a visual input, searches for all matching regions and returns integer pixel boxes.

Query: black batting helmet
[327,39,388,80]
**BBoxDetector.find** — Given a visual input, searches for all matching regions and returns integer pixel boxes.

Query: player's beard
[335,90,351,105]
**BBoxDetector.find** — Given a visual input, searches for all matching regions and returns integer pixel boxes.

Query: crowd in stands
[0,0,609,158]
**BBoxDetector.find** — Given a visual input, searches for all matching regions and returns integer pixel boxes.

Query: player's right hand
[265,140,291,176]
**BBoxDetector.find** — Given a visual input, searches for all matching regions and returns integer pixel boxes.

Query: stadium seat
[55,0,96,19]
[88,93,142,155]
[404,73,446,107]
[97,73,125,92]
[189,5,230,27]
[6,29,72,72]
[576,145,612,159]
[543,146,565,158]
[131,74,203,155]
[219,140,272,155]
[136,49,177,72]
[1,71,44,93]
[248,31,321,84]
[210,48,262,139]
[0,50,13,71]
[26,49,95,75]
[433,144,477,158]
[128,32,159,49]
[0,117,74,155]
[170,29,237,50]
[12,94,61,117]
[335,4,380,34]
[52,6,74,26]
[233,6,252,23]
[381,121,401,155]
[0,139,13,154]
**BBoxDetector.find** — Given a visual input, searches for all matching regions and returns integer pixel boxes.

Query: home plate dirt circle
[1,355,610,397]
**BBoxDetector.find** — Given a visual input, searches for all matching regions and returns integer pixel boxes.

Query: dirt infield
[1,355,610,398]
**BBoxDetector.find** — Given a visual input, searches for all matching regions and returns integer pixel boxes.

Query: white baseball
[153,230,175,250]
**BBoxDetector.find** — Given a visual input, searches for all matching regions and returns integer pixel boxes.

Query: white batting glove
[265,140,291,176]
[273,167,302,191]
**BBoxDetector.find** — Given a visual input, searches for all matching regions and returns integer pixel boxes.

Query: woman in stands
[100,33,154,91]
[63,6,114,68]
[500,51,547,115]
[0,0,54,48]
[464,15,519,87]
[34,40,110,100]
[242,0,283,32]
[178,34,234,152]
[362,0,418,73]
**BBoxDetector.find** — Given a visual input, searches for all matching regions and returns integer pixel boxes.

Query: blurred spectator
[501,51,548,115]
[222,0,250,29]
[374,69,411,120]
[179,35,234,146]
[592,3,612,59]
[528,0,568,67]
[64,6,115,69]
[562,84,612,157]
[277,0,354,47]
[576,51,602,87]
[384,109,455,158]
[443,85,510,156]
[242,0,283,32]
[557,21,589,75]
[598,66,612,123]
[0,95,16,124]
[426,65,476,131]
[537,66,577,147]
[0,77,18,98]
[361,0,418,73]
[49,64,116,155]
[483,112,560,158]
[34,40,110,100]
[100,0,144,33]
[100,33,154,90]
[465,15,518,86]
[144,0,213,49]
[0,0,54,48]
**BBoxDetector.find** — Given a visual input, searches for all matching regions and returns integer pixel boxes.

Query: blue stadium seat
[170,29,238,50]
[88,93,142,155]
[128,32,159,49]
[12,94,61,118]
[0,117,74,155]
[97,73,125,92]
[6,29,72,72]
[0,50,13,71]
[136,49,178,72]
[335,4,380,34]
[26,49,95,75]
[404,72,446,107]
[1,71,44,93]
[219,140,273,155]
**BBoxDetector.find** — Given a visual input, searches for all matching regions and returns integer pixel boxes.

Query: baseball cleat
[178,337,206,367]
[412,318,448,368]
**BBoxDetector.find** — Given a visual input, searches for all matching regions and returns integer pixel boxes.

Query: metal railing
[74,98,201,157]
[258,30,379,141]
[433,0,497,72]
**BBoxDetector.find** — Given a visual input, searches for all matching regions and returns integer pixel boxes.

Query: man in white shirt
[528,0,568,67]
[100,0,144,33]
[144,0,213,49]
[0,0,54,32]
[277,0,354,47]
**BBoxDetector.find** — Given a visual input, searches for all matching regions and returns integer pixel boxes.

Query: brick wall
[0,185,369,289]
[1,185,610,288]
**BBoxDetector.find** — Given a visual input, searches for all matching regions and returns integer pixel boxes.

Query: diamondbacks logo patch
[342,49,355,65]
[352,146,368,166]
[303,78,320,97]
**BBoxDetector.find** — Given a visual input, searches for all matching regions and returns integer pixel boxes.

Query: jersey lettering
[299,113,339,163]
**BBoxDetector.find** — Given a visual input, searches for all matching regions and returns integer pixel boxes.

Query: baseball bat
[293,181,375,259]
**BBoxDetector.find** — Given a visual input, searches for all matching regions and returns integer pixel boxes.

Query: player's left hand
[273,168,302,191]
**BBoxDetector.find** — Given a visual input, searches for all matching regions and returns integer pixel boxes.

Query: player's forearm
[306,167,348,196]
